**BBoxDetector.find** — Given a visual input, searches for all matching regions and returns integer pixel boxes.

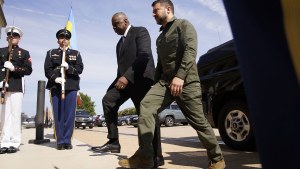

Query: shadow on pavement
[161,136,261,169]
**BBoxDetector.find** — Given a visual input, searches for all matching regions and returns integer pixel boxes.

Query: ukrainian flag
[65,8,77,49]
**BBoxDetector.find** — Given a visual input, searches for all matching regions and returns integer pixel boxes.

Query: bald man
[91,12,164,167]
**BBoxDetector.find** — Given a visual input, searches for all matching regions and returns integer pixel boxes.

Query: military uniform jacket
[0,46,32,92]
[155,17,200,85]
[44,48,83,91]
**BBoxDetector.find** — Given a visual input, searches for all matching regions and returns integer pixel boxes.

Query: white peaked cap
[5,26,23,37]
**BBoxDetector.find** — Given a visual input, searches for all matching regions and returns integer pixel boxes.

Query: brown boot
[119,155,154,168]
[208,159,225,169]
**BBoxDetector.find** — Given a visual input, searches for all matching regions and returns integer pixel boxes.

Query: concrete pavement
[74,126,262,169]
[0,126,262,169]
[0,128,120,169]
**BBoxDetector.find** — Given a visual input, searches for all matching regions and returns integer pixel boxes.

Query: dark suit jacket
[110,26,155,89]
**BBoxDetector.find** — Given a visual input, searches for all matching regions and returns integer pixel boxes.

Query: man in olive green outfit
[119,0,225,169]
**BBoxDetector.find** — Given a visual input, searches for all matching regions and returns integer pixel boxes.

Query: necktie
[118,36,125,56]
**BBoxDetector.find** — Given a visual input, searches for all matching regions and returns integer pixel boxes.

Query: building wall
[0,0,7,38]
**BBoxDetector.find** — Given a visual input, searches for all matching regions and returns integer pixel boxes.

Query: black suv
[197,40,255,151]
[75,109,94,129]
[118,115,138,126]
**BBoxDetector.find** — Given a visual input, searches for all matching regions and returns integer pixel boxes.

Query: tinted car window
[76,111,89,116]
[170,105,179,110]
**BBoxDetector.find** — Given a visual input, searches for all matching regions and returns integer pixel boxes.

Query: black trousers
[102,78,162,157]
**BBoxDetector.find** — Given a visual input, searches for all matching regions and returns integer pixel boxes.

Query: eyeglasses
[7,32,20,38]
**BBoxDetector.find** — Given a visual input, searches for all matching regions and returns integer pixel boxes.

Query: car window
[27,118,35,122]
[170,104,179,110]
[76,111,89,116]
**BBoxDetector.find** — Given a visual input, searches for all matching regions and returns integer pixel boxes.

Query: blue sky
[0,0,232,117]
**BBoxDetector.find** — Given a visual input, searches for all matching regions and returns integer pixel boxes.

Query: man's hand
[4,61,14,71]
[169,77,184,96]
[61,62,69,70]
[0,81,9,88]
[55,77,65,84]
[115,76,128,90]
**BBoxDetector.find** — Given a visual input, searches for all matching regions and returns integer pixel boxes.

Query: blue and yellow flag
[65,8,77,49]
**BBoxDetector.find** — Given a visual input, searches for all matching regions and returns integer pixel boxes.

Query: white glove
[4,61,14,71]
[0,81,9,88]
[61,62,69,70]
[55,77,65,84]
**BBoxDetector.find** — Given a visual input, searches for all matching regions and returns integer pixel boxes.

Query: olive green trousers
[135,81,223,162]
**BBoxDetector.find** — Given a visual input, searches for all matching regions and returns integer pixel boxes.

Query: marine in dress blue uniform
[44,29,83,150]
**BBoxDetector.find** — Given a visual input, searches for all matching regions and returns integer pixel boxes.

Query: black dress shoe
[0,147,8,154]
[92,142,121,153]
[57,144,64,150]
[64,144,73,150]
[153,155,165,168]
[7,146,18,153]
[91,141,110,150]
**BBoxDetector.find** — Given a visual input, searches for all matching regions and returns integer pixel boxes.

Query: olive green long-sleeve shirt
[155,16,200,85]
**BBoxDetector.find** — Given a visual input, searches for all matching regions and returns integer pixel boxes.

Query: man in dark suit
[91,12,164,167]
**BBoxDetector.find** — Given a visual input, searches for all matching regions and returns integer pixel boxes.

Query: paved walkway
[0,128,120,169]
[0,126,262,169]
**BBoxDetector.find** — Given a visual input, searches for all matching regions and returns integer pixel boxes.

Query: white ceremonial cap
[5,26,23,37]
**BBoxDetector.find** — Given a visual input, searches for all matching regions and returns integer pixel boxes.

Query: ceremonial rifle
[1,28,14,104]
[61,42,66,100]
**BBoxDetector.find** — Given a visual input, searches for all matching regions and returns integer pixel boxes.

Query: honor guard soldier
[0,26,33,154]
[44,28,83,150]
